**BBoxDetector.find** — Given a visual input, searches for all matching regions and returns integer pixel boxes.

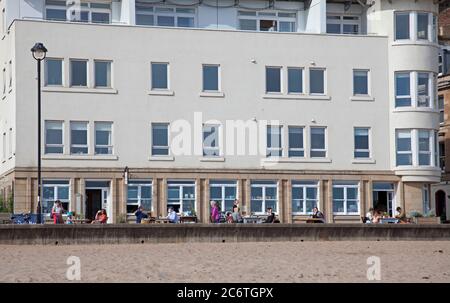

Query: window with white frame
[202,64,219,92]
[396,129,438,167]
[439,95,444,124]
[95,122,113,155]
[310,68,325,94]
[167,180,195,215]
[70,121,88,154]
[266,125,282,157]
[67,1,111,23]
[127,180,152,214]
[395,71,435,108]
[45,58,63,86]
[353,69,369,95]
[151,123,169,156]
[333,181,359,215]
[238,10,296,32]
[70,59,88,87]
[94,60,112,88]
[288,126,304,157]
[42,180,70,214]
[354,127,370,159]
[326,15,360,34]
[135,2,196,28]
[266,66,281,93]
[310,127,326,158]
[292,181,318,215]
[151,62,169,90]
[203,124,220,157]
[45,121,64,154]
[395,11,437,43]
[209,180,237,213]
[250,181,277,214]
[45,0,67,21]
[287,67,303,94]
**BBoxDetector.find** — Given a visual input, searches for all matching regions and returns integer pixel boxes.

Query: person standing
[231,205,243,223]
[167,207,178,223]
[210,201,220,223]
[264,207,275,223]
[51,200,65,224]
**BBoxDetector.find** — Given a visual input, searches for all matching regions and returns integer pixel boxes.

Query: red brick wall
[440,3,450,42]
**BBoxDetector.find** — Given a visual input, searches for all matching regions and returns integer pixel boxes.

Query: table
[72,219,90,224]
[379,218,400,224]
[180,216,197,223]
[243,216,264,224]
[155,218,170,224]
[296,217,325,223]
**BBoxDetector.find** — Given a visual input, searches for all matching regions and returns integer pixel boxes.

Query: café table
[180,216,197,223]
[379,218,400,224]
[155,218,170,224]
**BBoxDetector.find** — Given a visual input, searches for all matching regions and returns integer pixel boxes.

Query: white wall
[305,0,326,34]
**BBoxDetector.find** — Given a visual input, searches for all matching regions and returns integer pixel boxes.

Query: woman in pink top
[210,201,220,223]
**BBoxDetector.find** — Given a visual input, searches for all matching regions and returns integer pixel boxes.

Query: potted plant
[410,210,440,224]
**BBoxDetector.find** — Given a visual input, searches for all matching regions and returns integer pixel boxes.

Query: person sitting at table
[91,209,108,224]
[372,211,382,224]
[363,207,375,223]
[395,207,407,222]
[167,207,179,223]
[134,206,148,224]
[264,207,275,223]
[310,207,325,223]
[231,205,243,223]
[66,211,74,224]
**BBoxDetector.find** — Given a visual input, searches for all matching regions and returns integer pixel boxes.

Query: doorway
[86,189,102,221]
[372,182,395,216]
[435,190,446,219]
[85,181,111,223]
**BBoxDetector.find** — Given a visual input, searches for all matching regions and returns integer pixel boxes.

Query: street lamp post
[31,42,47,224]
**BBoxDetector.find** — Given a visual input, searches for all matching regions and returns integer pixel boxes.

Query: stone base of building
[0,167,436,224]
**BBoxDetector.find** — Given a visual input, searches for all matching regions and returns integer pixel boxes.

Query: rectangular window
[310,127,326,158]
[417,12,429,40]
[136,3,154,26]
[92,12,110,23]
[432,14,437,43]
[42,180,70,214]
[203,124,220,157]
[137,5,196,27]
[94,61,111,88]
[396,129,412,166]
[292,181,318,214]
[95,122,112,155]
[45,121,63,154]
[326,15,360,34]
[45,59,63,86]
[418,130,431,166]
[266,67,281,93]
[417,72,430,107]
[354,127,370,158]
[202,65,219,92]
[151,62,168,90]
[167,180,195,215]
[266,125,282,157]
[127,181,152,214]
[333,182,359,215]
[250,181,277,214]
[239,19,257,31]
[70,121,88,154]
[395,12,410,40]
[288,126,304,157]
[309,68,325,94]
[46,8,66,21]
[353,69,368,95]
[395,72,411,107]
[209,180,237,213]
[439,95,444,124]
[287,67,303,94]
[70,60,87,87]
[238,10,296,32]
[151,123,169,156]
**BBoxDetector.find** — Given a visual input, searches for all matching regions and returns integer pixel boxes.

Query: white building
[0,0,443,223]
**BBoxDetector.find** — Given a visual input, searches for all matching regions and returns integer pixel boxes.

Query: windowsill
[200,157,225,162]
[147,90,174,96]
[352,159,376,164]
[148,155,175,161]
[262,94,331,101]
[262,157,332,163]
[392,40,439,48]
[42,154,118,160]
[42,86,118,94]
[199,91,225,98]
[333,213,360,216]
[350,96,374,102]
[394,166,440,171]
[393,108,438,114]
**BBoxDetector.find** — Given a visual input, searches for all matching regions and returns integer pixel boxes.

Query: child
[66,211,74,224]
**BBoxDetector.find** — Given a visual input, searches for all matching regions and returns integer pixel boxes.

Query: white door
[102,188,112,223]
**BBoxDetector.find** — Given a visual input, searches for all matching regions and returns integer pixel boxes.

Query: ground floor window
[167,180,195,215]
[209,180,237,213]
[332,181,359,215]
[292,181,318,215]
[127,180,152,214]
[42,180,70,214]
[250,180,277,214]
[372,182,395,216]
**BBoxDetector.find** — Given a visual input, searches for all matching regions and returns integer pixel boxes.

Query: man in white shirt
[167,207,178,223]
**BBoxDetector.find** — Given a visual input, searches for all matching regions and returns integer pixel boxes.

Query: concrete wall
[1,224,450,245]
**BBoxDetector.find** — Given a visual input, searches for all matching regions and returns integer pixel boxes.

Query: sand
[1,241,449,283]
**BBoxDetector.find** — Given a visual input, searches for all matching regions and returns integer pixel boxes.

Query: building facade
[0,0,442,223]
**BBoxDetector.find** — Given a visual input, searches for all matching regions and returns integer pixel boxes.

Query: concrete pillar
[151,177,157,218]
[277,179,284,222]
[79,178,85,217]
[325,179,333,223]
[70,178,75,212]
[243,179,251,216]
[160,178,167,217]
[359,179,365,219]
[286,179,292,224]
[202,179,210,223]
[195,177,201,220]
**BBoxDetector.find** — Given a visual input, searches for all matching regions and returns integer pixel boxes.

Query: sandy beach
[1,241,449,283]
